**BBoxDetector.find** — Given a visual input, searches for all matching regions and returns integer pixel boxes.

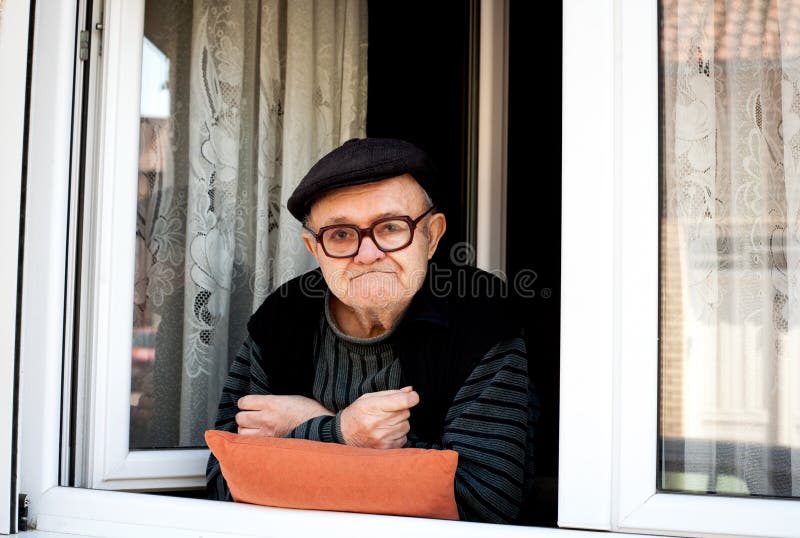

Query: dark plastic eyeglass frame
[303,206,436,258]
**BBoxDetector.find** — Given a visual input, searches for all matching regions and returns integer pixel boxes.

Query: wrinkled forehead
[307,174,428,226]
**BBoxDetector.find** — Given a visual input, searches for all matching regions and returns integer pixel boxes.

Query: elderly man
[207,138,538,523]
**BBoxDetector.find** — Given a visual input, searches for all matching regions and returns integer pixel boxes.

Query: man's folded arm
[404,336,538,524]
[283,413,344,443]
[206,335,336,500]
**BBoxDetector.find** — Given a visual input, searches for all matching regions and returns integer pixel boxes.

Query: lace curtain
[661,0,800,496]
[134,0,367,448]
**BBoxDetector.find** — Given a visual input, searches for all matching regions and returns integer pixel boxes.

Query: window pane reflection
[659,0,800,498]
[130,0,368,449]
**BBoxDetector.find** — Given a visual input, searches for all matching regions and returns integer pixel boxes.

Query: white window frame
[560,1,800,537]
[18,0,800,537]
[0,0,32,533]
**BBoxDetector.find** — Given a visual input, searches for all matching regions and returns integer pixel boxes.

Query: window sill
[29,486,645,538]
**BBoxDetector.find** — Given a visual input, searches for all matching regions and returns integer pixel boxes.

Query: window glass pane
[131,0,368,449]
[659,0,800,498]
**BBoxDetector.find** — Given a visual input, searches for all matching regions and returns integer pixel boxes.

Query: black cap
[287,138,438,221]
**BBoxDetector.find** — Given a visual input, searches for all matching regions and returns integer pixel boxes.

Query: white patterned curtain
[661,0,800,497]
[133,0,367,448]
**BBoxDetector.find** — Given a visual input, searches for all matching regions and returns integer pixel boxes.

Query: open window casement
[14,0,205,496]
[72,0,209,491]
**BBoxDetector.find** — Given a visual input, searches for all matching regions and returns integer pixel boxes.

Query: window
[558,1,800,537]
[19,0,800,537]
[658,0,800,501]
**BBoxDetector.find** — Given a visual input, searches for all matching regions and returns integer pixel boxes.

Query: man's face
[301,174,446,311]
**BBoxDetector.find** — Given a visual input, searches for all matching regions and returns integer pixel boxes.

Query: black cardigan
[246,263,521,443]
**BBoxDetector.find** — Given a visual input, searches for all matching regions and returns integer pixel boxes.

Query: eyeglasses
[304,206,436,258]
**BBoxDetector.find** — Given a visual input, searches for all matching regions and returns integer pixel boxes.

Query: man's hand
[236,395,334,437]
[339,386,419,449]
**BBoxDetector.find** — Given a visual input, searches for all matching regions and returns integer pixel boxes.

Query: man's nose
[353,235,386,264]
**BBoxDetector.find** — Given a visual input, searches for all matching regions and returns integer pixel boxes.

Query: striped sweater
[207,293,538,523]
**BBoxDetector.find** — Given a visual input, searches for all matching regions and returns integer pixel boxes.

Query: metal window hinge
[79,17,104,62]
[79,29,90,61]
[18,493,29,531]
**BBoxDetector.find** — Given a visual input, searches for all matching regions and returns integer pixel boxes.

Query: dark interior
[366,0,474,264]
[506,0,562,526]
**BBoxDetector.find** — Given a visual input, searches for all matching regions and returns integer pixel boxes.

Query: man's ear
[301,231,320,260]
[426,213,447,260]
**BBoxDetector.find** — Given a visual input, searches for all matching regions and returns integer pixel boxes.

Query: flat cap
[287,138,438,221]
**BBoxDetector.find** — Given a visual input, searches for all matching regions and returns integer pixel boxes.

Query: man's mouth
[352,270,393,279]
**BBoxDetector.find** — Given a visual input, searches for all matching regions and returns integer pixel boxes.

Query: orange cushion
[205,430,459,520]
